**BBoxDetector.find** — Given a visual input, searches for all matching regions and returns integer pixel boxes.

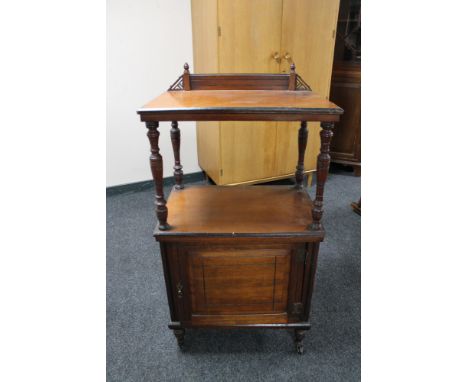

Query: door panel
[220,121,277,184]
[187,247,291,315]
[218,0,282,184]
[275,121,321,176]
[277,0,340,176]
[218,0,283,73]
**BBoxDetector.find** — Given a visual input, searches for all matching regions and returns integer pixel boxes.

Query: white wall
[107,0,200,187]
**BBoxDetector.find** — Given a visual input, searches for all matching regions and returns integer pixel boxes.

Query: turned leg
[294,329,306,355]
[351,198,361,215]
[295,121,309,189]
[352,165,361,177]
[146,121,169,230]
[170,121,184,189]
[312,122,334,230]
[173,328,185,347]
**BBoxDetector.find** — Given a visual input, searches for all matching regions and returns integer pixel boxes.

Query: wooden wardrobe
[191,0,340,185]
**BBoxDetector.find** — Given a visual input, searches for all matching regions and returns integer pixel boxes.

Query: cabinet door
[218,0,282,184]
[276,0,340,177]
[185,246,293,325]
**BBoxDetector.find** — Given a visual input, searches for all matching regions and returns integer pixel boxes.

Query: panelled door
[188,247,291,316]
[165,243,312,325]
[218,0,282,184]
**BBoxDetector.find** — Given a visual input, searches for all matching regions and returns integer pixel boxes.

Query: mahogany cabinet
[137,65,342,354]
[329,62,361,175]
[330,0,361,174]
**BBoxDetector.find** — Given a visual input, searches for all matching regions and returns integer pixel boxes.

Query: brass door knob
[272,52,281,64]
[283,52,293,64]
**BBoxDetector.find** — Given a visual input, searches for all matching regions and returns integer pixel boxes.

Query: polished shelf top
[138,89,343,122]
[155,185,323,240]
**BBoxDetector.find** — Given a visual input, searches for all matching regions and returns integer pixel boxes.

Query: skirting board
[106,171,205,197]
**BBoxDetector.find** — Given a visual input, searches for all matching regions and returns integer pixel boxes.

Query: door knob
[176,281,183,298]
[272,52,281,64]
[283,52,293,64]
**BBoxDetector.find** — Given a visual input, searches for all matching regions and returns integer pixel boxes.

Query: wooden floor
[157,185,317,237]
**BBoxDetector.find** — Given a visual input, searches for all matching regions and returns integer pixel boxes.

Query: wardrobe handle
[283,52,293,64]
[272,52,281,64]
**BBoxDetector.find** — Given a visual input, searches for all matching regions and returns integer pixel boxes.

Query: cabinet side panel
[287,244,307,322]
[329,67,361,162]
[302,242,320,321]
[160,243,176,321]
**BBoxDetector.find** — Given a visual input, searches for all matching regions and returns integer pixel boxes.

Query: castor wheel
[294,329,306,355]
[296,342,304,355]
[173,328,185,348]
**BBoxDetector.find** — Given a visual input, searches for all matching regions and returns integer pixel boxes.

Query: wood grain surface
[157,185,315,237]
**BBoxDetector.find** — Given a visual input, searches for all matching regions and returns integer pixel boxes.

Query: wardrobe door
[192,0,221,183]
[276,0,340,178]
[217,0,282,184]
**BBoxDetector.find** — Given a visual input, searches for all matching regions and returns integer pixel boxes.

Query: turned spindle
[146,121,169,230]
[183,63,191,91]
[294,121,308,189]
[170,121,184,189]
[312,122,334,230]
[289,63,297,90]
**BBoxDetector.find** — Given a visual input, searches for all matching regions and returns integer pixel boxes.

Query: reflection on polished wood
[139,89,342,122]
[158,185,317,238]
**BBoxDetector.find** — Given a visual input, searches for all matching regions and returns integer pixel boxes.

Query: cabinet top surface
[155,185,323,240]
[137,90,343,122]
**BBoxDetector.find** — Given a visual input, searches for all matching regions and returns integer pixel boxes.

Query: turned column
[146,121,169,230]
[312,122,334,230]
[170,121,184,189]
[294,121,308,189]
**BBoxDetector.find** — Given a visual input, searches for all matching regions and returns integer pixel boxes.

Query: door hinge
[218,26,221,37]
[291,302,304,316]
[332,29,336,39]
[220,168,223,177]
[297,249,307,264]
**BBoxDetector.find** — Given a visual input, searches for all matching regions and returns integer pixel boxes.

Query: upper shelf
[137,64,343,123]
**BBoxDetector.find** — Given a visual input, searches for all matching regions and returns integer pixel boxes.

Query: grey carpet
[107,171,361,381]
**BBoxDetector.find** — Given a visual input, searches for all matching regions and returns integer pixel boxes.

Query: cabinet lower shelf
[155,185,323,241]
